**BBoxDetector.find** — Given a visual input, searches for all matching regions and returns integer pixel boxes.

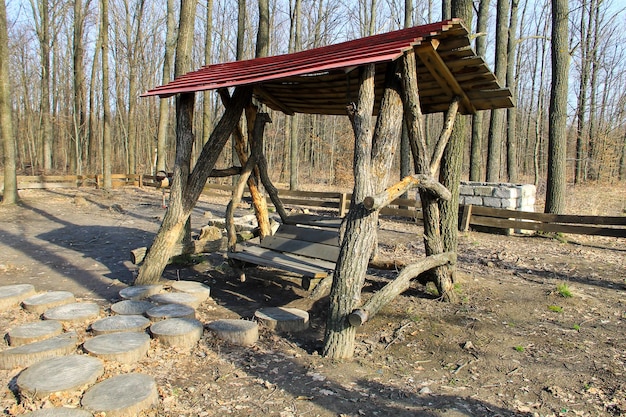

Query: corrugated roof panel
[142,19,513,115]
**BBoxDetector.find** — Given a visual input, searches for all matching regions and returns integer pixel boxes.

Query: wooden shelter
[140,18,513,359]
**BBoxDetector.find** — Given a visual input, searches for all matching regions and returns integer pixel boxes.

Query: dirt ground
[0,186,624,417]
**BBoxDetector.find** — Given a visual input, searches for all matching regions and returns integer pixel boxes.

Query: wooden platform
[228,221,340,289]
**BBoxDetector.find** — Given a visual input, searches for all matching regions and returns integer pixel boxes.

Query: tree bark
[545,0,568,214]
[0,0,18,204]
[201,0,214,147]
[156,0,176,173]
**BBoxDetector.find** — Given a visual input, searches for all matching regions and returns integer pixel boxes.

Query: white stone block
[475,186,494,197]
[494,187,520,199]
[464,196,483,205]
[483,197,502,208]
[501,198,518,209]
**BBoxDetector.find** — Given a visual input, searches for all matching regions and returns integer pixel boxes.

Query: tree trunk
[72,0,87,175]
[126,0,146,175]
[439,0,472,286]
[505,0,519,182]
[324,62,405,359]
[155,0,176,173]
[100,0,112,189]
[545,0,569,214]
[0,0,18,204]
[469,0,490,181]
[201,0,213,147]
[400,50,454,301]
[486,0,510,182]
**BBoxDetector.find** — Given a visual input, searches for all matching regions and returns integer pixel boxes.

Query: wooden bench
[228,219,341,290]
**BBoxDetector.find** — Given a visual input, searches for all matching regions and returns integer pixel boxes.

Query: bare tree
[0,0,18,204]
[486,0,510,182]
[29,0,54,172]
[469,0,490,181]
[101,0,112,189]
[505,0,519,182]
[201,0,213,147]
[545,0,569,213]
[156,0,177,173]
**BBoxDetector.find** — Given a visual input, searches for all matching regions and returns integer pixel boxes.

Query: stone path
[0,282,309,416]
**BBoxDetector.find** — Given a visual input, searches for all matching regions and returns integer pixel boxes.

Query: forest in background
[2,0,626,189]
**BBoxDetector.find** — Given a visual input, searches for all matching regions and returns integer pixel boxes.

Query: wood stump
[0,284,36,311]
[0,331,78,369]
[82,332,150,364]
[110,300,154,315]
[7,320,63,346]
[90,315,151,335]
[207,319,258,346]
[43,303,100,324]
[17,355,104,399]
[22,291,75,314]
[119,285,162,300]
[169,280,211,302]
[81,373,158,417]
[149,318,204,349]
[145,304,196,322]
[254,307,309,332]
[149,292,203,309]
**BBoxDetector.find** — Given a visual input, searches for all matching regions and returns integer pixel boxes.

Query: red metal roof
[143,19,513,115]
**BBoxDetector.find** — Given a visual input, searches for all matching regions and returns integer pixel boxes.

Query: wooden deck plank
[260,236,340,263]
[229,246,332,278]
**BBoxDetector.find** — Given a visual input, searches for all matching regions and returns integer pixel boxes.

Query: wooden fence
[2,174,624,238]
[0,174,142,191]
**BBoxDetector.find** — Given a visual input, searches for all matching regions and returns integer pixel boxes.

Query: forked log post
[363,174,451,211]
[225,113,271,251]
[348,252,456,327]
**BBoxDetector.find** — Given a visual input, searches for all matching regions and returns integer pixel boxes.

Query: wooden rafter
[414,40,476,114]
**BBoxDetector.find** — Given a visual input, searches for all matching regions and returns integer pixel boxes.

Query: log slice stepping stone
[81,373,158,417]
[145,303,195,322]
[7,320,63,346]
[90,315,151,335]
[254,307,310,332]
[0,284,36,311]
[23,408,94,417]
[149,292,202,309]
[119,285,162,300]
[0,331,78,369]
[22,291,75,314]
[43,302,100,324]
[82,332,150,363]
[207,319,258,346]
[150,318,204,349]
[110,300,154,315]
[169,280,211,302]
[17,355,104,400]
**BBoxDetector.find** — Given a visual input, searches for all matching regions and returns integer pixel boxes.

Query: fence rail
[2,174,624,238]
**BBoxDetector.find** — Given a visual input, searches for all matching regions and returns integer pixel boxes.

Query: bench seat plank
[229,244,333,278]
[260,235,339,263]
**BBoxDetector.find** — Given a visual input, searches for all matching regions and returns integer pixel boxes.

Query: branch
[363,174,451,211]
[429,96,460,175]
[348,252,457,327]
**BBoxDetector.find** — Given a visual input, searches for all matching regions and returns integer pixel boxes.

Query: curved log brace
[363,174,451,211]
[348,252,456,327]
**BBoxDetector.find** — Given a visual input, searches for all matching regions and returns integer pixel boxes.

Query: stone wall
[459,181,536,212]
